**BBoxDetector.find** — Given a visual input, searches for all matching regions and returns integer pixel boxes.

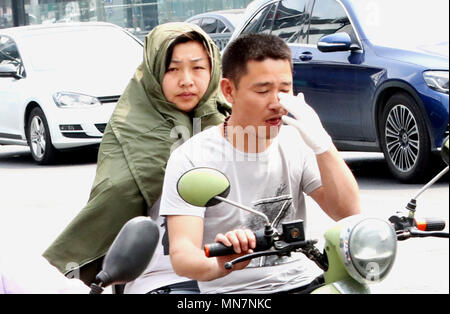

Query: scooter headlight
[340,218,397,284]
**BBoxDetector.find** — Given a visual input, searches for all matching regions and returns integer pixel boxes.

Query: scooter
[174,136,449,294]
[89,137,448,294]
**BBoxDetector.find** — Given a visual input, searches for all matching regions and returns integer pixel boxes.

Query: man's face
[222,58,292,140]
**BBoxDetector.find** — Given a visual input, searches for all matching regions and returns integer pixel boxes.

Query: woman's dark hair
[222,33,292,87]
[165,31,211,71]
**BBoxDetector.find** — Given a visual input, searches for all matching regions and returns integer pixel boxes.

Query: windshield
[351,0,449,54]
[20,27,143,73]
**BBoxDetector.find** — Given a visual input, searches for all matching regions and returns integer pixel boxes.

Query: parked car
[228,0,449,182]
[0,22,143,164]
[185,9,245,50]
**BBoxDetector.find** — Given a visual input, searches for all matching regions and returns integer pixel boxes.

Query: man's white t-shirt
[159,125,324,294]
[124,199,191,294]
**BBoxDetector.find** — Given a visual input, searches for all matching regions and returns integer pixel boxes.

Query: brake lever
[224,240,313,270]
[224,250,279,270]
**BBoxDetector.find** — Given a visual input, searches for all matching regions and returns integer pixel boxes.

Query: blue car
[229,0,449,182]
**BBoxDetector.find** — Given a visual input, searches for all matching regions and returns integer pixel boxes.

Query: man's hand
[214,229,257,273]
[279,92,332,155]
[215,229,256,255]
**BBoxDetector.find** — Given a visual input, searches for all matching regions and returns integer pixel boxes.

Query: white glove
[279,92,332,155]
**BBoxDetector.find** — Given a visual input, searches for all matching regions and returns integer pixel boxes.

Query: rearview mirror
[441,136,449,166]
[0,64,22,79]
[93,216,159,290]
[177,167,230,207]
[318,32,358,53]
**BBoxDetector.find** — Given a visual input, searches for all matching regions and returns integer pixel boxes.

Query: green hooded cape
[43,22,231,285]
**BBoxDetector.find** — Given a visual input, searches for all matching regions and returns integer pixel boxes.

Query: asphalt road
[0,145,448,294]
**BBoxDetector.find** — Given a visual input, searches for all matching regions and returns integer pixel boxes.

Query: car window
[217,20,227,33]
[308,0,355,45]
[241,3,277,35]
[271,0,308,43]
[259,3,277,33]
[0,36,25,76]
[201,18,218,33]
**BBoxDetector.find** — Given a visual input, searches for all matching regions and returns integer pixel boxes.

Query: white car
[0,22,143,164]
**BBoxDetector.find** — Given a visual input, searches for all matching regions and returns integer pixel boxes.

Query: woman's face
[162,40,211,112]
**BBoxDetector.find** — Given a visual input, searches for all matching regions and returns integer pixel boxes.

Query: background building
[0,0,252,40]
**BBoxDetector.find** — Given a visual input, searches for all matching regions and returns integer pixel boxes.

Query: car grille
[62,132,102,139]
[98,95,121,104]
[95,124,107,134]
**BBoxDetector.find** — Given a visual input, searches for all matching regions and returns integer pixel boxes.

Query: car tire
[379,92,432,183]
[27,107,57,165]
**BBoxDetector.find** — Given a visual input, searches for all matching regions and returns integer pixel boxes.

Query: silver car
[185,9,245,51]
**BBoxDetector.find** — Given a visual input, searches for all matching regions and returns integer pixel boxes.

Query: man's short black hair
[222,33,292,87]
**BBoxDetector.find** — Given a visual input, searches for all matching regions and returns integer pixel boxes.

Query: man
[159,34,361,293]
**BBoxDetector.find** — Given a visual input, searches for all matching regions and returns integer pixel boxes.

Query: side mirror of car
[0,64,22,79]
[318,32,359,53]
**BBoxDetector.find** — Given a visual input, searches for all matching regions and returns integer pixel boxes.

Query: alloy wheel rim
[30,116,46,159]
[385,105,419,173]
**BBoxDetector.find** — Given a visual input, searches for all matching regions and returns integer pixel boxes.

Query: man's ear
[220,78,235,104]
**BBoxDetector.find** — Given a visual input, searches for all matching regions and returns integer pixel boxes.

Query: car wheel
[27,107,57,164]
[379,92,432,183]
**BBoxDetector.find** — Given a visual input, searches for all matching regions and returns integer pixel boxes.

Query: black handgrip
[204,229,273,258]
[204,243,235,257]
[415,218,446,232]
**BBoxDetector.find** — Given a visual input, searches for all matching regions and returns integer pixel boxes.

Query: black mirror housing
[94,216,159,288]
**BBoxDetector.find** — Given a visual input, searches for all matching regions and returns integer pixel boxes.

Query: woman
[43,22,231,292]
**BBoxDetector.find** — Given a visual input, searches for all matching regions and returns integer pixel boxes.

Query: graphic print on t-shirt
[161,218,170,255]
[243,183,300,268]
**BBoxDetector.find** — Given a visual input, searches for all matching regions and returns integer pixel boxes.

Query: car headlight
[423,71,449,94]
[340,218,397,284]
[53,92,101,108]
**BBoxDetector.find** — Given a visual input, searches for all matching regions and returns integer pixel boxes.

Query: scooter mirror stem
[214,196,271,226]
[412,166,449,201]
[406,166,449,218]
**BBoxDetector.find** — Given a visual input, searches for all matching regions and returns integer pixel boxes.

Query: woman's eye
[257,91,269,94]
[167,67,178,72]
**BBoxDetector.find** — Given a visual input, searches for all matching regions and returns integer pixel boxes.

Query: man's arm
[309,145,361,221]
[167,215,255,281]
[279,92,360,220]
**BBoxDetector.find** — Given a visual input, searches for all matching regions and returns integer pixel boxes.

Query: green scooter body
[311,222,370,294]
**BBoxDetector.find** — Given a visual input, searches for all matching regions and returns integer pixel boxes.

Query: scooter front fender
[311,278,370,294]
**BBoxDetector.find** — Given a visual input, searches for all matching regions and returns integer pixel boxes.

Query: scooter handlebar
[204,243,236,257]
[204,229,273,257]
[415,218,446,232]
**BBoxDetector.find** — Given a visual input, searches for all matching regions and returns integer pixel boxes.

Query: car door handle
[298,52,313,61]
